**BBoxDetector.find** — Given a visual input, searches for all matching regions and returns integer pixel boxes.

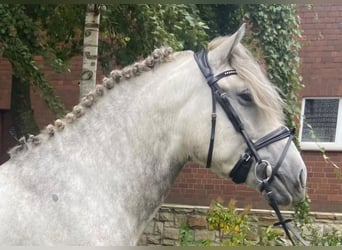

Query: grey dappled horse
[0,24,306,245]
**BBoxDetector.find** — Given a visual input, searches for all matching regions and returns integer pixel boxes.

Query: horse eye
[238,90,253,104]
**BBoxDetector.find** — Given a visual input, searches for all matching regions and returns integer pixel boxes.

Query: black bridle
[194,51,308,246]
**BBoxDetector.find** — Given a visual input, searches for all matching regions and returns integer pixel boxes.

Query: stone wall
[138,204,342,246]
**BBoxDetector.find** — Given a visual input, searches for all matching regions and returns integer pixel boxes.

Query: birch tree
[79,4,100,100]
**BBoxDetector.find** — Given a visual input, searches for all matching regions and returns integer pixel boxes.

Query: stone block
[194,207,208,215]
[194,229,215,241]
[174,208,194,214]
[155,221,164,234]
[164,221,175,227]
[144,221,155,234]
[258,216,277,227]
[175,214,187,227]
[315,213,336,220]
[147,235,161,245]
[160,207,172,213]
[187,215,208,229]
[163,227,180,240]
[159,212,174,222]
[162,239,175,246]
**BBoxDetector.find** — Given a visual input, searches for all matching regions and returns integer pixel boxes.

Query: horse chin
[266,176,304,208]
[264,187,292,209]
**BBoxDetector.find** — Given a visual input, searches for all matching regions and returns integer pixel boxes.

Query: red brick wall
[0,59,16,163]
[296,4,342,212]
[31,55,103,127]
[299,4,342,97]
[167,163,267,209]
[0,4,341,212]
[302,152,342,212]
[0,59,12,110]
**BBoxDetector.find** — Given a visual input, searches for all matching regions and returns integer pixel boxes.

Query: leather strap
[206,90,216,168]
[194,51,237,168]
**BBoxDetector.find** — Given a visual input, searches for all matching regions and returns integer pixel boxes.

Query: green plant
[293,194,313,229]
[206,198,251,246]
[320,230,342,246]
[308,228,342,246]
[206,198,289,246]
[257,225,285,246]
[179,224,210,246]
[294,196,342,246]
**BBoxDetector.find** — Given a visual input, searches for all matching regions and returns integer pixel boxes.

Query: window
[299,97,342,151]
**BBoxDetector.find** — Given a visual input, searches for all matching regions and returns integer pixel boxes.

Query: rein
[194,51,308,246]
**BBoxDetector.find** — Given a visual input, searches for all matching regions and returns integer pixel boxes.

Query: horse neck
[104,53,196,166]
[5,51,200,244]
[86,52,201,242]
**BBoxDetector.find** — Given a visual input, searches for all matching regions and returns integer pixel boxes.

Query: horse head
[188,24,307,208]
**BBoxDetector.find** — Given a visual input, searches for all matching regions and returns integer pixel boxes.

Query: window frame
[299,97,342,151]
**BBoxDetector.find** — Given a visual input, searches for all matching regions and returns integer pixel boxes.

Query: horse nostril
[299,169,305,189]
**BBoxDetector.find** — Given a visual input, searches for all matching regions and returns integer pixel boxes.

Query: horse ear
[208,23,246,63]
[229,23,246,54]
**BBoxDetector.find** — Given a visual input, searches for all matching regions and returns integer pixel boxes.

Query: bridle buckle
[241,152,251,163]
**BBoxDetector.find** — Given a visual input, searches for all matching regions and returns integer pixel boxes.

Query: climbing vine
[244,4,303,130]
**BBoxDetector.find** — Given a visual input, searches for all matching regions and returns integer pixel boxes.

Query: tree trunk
[79,4,101,100]
[10,75,40,139]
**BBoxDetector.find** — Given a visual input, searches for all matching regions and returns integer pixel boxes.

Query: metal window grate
[302,99,339,142]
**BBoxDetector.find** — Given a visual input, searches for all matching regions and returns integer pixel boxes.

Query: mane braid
[8,46,174,158]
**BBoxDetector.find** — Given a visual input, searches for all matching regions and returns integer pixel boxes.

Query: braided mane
[8,46,173,158]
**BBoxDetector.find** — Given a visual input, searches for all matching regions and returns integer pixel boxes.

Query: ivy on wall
[243,4,312,221]
[245,4,303,130]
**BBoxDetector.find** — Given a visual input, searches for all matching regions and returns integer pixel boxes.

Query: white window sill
[300,142,342,152]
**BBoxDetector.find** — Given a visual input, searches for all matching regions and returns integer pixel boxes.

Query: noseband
[194,51,308,246]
